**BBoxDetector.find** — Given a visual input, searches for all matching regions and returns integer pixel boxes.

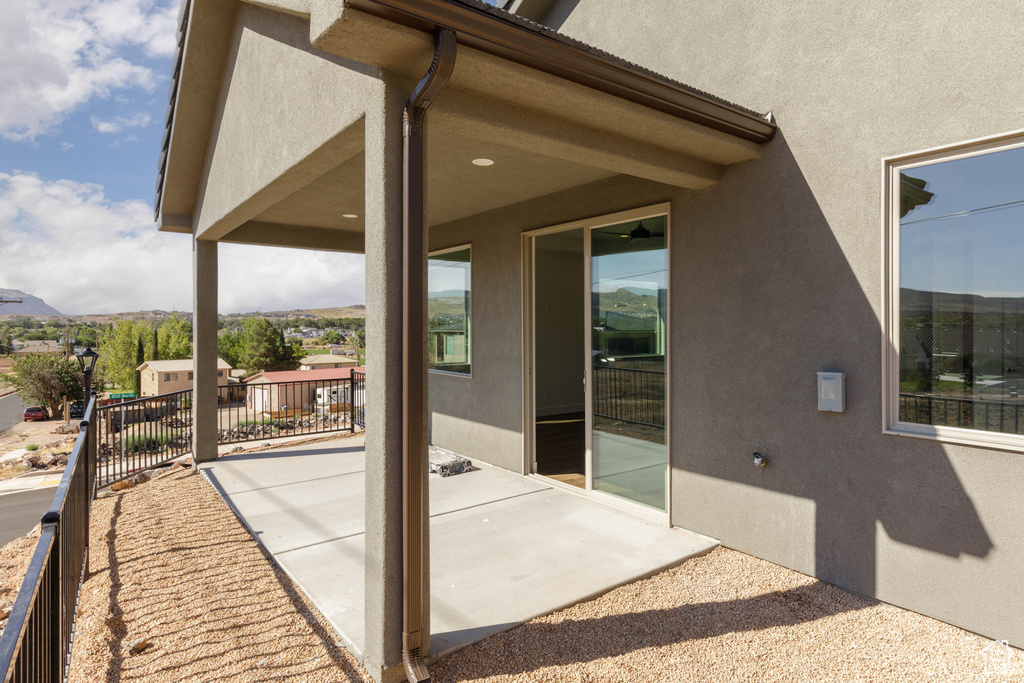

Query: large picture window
[887,133,1024,447]
[428,246,471,375]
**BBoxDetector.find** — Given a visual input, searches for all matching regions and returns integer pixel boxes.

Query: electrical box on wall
[817,372,845,412]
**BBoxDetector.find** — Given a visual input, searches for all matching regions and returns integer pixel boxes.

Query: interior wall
[534,236,585,417]
[548,0,1024,647]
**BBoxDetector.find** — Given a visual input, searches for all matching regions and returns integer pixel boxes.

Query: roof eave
[344,0,776,143]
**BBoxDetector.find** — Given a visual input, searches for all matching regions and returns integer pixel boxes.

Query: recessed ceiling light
[342,213,358,219]
[471,158,494,166]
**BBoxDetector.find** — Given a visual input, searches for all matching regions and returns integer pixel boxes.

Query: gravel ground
[66,467,371,682]
[432,548,1018,683]
[2,462,1019,682]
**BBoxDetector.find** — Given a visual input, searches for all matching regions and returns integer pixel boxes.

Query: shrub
[25,443,39,451]
[121,432,175,451]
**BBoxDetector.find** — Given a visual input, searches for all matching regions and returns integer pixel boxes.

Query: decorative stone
[127,638,150,654]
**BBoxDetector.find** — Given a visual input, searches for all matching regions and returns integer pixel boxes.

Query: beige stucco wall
[429,0,1024,644]
[140,368,228,397]
[541,0,1024,646]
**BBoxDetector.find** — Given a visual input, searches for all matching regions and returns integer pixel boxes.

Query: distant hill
[901,288,1024,317]
[0,302,367,323]
[0,289,63,317]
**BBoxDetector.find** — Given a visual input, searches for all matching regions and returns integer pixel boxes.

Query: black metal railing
[900,393,1024,434]
[94,390,192,490]
[221,378,357,443]
[93,377,365,488]
[592,364,665,429]
[352,371,366,428]
[0,396,97,683]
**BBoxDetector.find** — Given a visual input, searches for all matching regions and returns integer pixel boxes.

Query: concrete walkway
[199,437,717,658]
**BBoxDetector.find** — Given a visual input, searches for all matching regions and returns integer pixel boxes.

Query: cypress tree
[135,336,144,396]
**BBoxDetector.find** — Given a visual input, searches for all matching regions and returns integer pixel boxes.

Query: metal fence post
[42,511,61,682]
[349,376,356,433]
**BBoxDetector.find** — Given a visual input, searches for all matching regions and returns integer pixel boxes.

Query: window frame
[883,128,1024,452]
[427,243,472,378]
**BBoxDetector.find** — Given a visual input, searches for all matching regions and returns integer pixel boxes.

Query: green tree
[2,354,82,416]
[158,311,192,360]
[238,316,299,373]
[0,330,12,355]
[354,330,366,363]
[100,318,152,391]
[134,337,145,396]
[320,330,343,345]
[217,330,244,370]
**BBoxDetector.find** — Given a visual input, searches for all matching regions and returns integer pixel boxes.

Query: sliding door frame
[522,202,672,525]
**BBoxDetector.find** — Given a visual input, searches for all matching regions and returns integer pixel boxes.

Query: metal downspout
[402,28,457,683]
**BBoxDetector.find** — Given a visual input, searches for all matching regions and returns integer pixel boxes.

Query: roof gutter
[345,0,776,143]
[402,27,457,683]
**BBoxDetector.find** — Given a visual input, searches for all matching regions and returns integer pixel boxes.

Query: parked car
[69,402,84,419]
[23,406,47,421]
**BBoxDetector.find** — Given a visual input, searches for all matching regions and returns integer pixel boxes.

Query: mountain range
[0,289,63,317]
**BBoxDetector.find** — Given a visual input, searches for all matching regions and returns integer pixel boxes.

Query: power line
[901,198,1024,226]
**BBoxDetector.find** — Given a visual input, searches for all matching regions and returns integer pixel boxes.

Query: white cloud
[90,112,151,133]
[0,173,367,315]
[0,0,180,140]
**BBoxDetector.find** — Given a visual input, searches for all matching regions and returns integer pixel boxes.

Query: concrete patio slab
[200,438,718,660]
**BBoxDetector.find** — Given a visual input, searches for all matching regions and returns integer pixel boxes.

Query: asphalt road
[0,393,30,433]
[0,488,56,547]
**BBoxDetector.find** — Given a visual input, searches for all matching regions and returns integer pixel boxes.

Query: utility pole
[64,322,72,423]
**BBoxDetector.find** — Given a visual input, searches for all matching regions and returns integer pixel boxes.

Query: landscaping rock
[110,479,134,492]
[127,638,150,654]
[131,471,153,485]
[0,603,11,620]
[229,445,244,454]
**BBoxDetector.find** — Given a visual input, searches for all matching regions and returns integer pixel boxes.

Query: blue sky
[0,0,366,315]
[900,145,1024,298]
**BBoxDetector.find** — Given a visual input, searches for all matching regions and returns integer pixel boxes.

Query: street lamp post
[75,347,100,408]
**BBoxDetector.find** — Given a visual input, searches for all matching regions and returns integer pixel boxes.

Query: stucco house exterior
[245,366,365,414]
[299,353,361,369]
[159,0,1024,680]
[137,357,234,398]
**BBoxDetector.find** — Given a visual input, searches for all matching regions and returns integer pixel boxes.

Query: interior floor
[535,411,585,488]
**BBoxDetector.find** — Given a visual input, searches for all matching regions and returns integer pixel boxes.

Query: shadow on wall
[673,129,993,599]
[538,0,583,30]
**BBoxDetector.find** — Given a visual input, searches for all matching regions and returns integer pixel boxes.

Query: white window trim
[428,243,472,378]
[883,128,1024,452]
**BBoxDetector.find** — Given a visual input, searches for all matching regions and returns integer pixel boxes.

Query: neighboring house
[298,354,360,370]
[245,367,365,415]
[136,358,238,400]
[158,0,1024,679]
[12,340,62,355]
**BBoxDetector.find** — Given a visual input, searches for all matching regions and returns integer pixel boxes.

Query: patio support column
[362,73,415,682]
[192,237,218,463]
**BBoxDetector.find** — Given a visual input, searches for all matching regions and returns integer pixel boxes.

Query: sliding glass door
[589,217,668,511]
[529,206,669,517]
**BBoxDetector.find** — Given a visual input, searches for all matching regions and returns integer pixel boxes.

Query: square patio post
[192,237,219,463]
[362,73,428,682]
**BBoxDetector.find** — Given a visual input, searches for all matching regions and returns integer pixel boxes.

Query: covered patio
[159,1,775,679]
[199,437,717,658]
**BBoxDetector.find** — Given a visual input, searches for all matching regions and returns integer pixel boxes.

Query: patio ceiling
[161,0,774,252]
